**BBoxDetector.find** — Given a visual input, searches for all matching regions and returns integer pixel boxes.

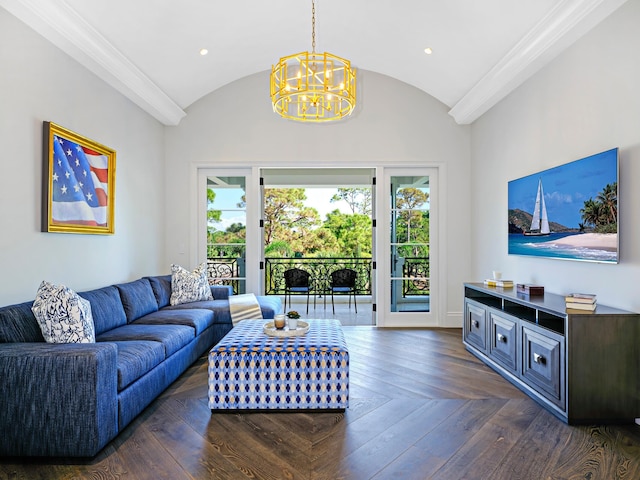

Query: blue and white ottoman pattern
[208,319,349,410]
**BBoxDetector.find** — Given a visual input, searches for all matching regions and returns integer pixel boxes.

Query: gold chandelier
[270,0,356,122]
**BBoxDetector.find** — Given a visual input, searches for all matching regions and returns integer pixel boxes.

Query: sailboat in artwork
[524,178,550,236]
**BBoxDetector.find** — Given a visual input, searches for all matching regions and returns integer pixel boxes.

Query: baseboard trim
[443,311,462,328]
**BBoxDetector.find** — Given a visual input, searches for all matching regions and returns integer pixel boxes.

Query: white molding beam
[449,0,629,125]
[0,0,186,126]
[2,0,627,127]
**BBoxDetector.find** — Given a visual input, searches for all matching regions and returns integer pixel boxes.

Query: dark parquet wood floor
[2,328,640,479]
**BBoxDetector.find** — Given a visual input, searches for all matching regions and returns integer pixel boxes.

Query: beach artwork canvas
[508,148,618,263]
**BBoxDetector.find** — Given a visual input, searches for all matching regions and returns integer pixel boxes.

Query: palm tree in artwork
[596,182,617,225]
[580,182,617,231]
[580,199,601,229]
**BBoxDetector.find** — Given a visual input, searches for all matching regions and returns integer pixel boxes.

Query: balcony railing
[402,257,430,296]
[206,258,242,295]
[264,257,372,296]
[205,256,430,297]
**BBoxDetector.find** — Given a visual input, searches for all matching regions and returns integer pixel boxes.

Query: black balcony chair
[330,268,357,314]
[283,268,314,314]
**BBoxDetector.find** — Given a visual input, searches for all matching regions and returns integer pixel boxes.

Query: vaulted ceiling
[1,0,627,125]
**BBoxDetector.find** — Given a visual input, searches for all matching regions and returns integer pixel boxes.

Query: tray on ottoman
[263,320,310,337]
[208,319,349,410]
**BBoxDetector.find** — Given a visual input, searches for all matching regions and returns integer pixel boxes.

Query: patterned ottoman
[208,319,349,410]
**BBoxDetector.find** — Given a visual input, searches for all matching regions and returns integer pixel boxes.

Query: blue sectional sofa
[0,275,281,457]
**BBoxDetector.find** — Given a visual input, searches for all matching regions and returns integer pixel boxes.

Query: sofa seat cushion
[110,340,165,391]
[96,324,195,358]
[163,300,232,325]
[116,278,159,323]
[132,309,214,335]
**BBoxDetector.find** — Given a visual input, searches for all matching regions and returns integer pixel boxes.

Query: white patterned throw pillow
[31,281,96,343]
[170,262,213,306]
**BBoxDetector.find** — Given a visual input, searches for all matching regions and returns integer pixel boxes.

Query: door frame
[193,162,447,327]
[196,167,261,294]
[376,166,441,327]
[260,166,377,324]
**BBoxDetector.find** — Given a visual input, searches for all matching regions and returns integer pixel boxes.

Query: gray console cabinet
[463,282,639,424]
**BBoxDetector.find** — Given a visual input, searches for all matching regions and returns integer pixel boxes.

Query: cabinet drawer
[464,300,487,352]
[488,312,517,372]
[521,326,564,408]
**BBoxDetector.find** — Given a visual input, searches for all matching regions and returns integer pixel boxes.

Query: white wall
[164,70,472,326]
[0,8,166,305]
[470,0,640,311]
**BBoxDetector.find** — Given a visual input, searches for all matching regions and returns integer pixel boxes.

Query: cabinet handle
[533,353,545,364]
[472,320,479,329]
[497,333,506,343]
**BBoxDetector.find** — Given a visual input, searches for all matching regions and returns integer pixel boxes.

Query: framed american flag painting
[42,122,116,234]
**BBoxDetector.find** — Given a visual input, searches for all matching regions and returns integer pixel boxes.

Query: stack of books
[484,278,514,288]
[565,293,597,311]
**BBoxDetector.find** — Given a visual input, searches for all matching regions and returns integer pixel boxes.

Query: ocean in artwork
[508,233,617,263]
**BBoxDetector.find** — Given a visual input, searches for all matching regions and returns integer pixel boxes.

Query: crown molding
[0,0,186,125]
[448,0,628,125]
[2,0,627,127]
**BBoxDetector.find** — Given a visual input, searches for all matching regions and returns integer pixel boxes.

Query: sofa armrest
[0,342,118,457]
[210,285,233,300]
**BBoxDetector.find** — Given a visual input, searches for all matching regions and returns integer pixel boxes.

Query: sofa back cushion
[211,285,233,300]
[78,286,127,335]
[116,278,159,323]
[145,275,172,309]
[0,301,44,343]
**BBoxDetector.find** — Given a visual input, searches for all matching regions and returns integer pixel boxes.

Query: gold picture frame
[42,122,116,234]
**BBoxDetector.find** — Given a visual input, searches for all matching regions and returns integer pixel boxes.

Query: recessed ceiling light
[200,48,209,56]
[424,47,433,55]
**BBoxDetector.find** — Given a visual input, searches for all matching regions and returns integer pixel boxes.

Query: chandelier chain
[311,0,316,53]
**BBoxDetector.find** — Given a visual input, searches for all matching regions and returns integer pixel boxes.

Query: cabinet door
[521,325,564,409]
[488,311,518,372]
[463,300,487,352]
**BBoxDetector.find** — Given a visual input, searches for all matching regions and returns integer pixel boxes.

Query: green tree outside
[330,188,372,215]
[323,210,372,257]
[395,187,430,257]
[209,187,381,259]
